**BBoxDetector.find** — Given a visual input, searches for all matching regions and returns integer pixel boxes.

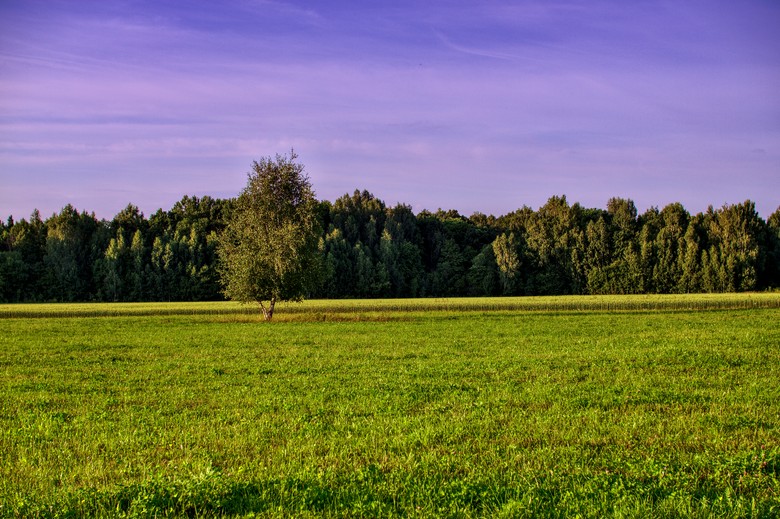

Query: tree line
[2,192,779,303]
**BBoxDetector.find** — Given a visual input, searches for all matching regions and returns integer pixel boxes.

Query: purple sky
[1,0,779,221]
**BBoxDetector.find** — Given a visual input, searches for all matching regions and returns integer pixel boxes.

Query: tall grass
[1,292,779,319]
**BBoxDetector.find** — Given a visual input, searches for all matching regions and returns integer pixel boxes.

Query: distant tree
[128,230,148,301]
[0,251,24,301]
[677,213,706,293]
[469,211,496,229]
[382,204,423,297]
[525,196,579,294]
[354,241,389,297]
[415,210,445,283]
[584,217,612,294]
[97,231,129,301]
[606,197,638,253]
[217,152,322,320]
[0,216,26,301]
[496,206,535,234]
[2,210,47,301]
[0,217,10,252]
[149,236,170,299]
[653,203,689,293]
[637,207,661,292]
[467,244,500,296]
[432,237,468,296]
[111,204,147,243]
[43,205,101,301]
[492,233,522,295]
[703,201,765,292]
[599,197,641,293]
[331,190,386,248]
[765,207,780,289]
[320,228,355,298]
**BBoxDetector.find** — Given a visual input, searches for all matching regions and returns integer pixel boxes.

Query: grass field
[1,295,779,517]
[1,292,779,319]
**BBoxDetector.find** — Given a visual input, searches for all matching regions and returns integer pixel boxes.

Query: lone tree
[218,151,322,320]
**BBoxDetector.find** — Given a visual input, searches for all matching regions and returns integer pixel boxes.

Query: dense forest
[1,192,779,303]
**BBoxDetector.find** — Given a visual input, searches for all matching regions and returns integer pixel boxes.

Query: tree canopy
[2,180,779,305]
[216,152,322,320]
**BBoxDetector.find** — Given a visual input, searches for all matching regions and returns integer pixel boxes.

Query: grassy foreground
[1,295,779,517]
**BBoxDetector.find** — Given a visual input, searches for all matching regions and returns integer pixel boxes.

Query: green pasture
[1,295,779,517]
[1,292,779,318]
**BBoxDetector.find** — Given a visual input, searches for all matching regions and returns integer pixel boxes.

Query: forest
[1,191,779,303]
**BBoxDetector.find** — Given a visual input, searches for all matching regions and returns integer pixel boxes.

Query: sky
[1,0,779,222]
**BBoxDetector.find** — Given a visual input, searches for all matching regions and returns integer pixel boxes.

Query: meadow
[1,294,779,517]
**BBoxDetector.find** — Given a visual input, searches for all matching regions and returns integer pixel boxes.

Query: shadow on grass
[13,454,779,518]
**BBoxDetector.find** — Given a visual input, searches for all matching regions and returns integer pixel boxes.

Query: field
[1,295,779,517]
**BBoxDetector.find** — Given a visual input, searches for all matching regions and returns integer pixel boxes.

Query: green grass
[1,292,779,318]
[1,295,779,517]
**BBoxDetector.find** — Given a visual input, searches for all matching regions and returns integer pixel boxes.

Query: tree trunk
[259,299,276,321]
